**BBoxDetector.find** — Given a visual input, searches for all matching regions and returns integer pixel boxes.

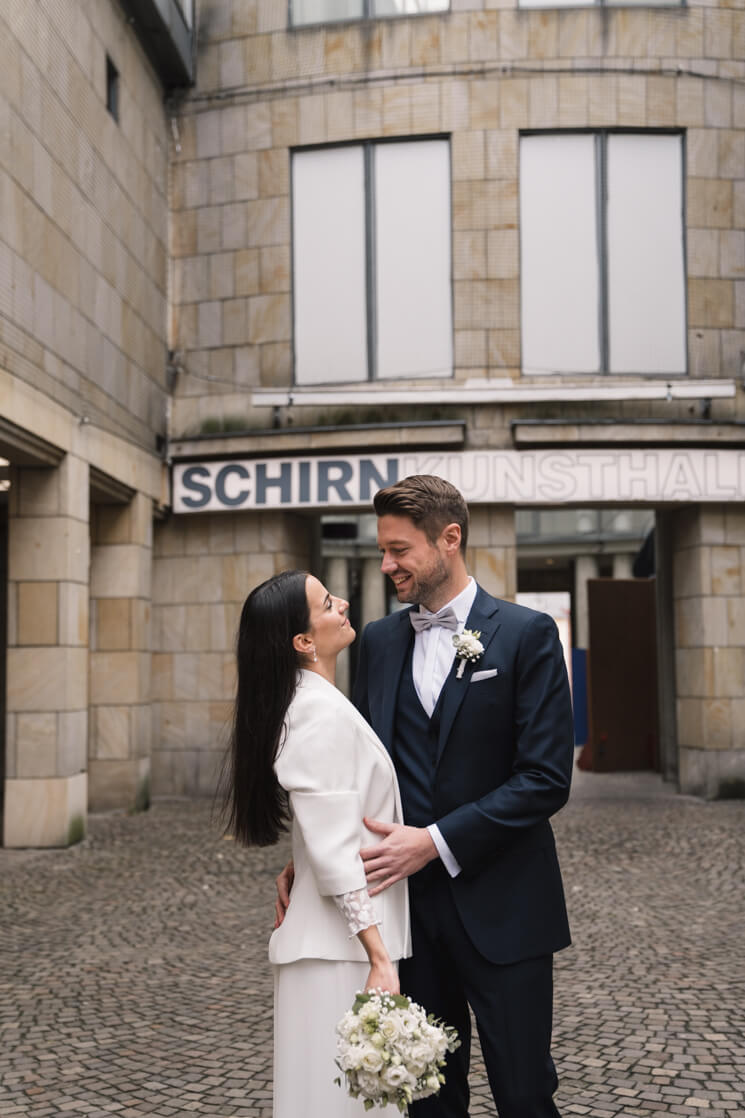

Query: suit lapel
[436,585,501,766]
[378,608,415,752]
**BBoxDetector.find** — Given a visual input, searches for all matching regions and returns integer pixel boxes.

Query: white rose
[422,1024,447,1058]
[383,1064,413,1089]
[379,1014,403,1042]
[356,1071,384,1098]
[339,1043,367,1071]
[338,1010,357,1035]
[453,630,484,658]
[406,1041,435,1076]
[397,1012,418,1037]
[360,1045,385,1073]
[358,1001,379,1023]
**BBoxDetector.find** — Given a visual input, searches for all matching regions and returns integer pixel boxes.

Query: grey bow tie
[410,606,459,633]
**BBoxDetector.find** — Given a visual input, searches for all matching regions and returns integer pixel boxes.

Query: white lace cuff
[333,886,381,937]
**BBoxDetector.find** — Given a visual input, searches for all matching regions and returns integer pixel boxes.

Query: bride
[222,569,411,1117]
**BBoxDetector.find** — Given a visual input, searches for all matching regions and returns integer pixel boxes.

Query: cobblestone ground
[1,769,744,1118]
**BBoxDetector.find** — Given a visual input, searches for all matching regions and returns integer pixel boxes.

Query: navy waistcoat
[392,648,443,828]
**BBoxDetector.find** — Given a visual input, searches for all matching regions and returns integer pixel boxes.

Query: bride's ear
[293,632,318,664]
[292,632,313,657]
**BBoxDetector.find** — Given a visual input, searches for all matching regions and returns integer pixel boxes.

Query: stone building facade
[2,0,745,846]
[0,0,183,845]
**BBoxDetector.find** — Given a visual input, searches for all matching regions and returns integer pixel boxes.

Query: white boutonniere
[452,629,484,679]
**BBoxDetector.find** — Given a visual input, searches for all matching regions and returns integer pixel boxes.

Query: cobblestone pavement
[1,769,744,1118]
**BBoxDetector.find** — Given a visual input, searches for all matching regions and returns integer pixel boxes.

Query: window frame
[518,0,683,10]
[288,0,451,30]
[290,135,454,387]
[519,127,688,378]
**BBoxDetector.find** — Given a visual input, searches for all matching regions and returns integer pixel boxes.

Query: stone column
[612,553,634,580]
[88,493,153,812]
[673,505,745,798]
[574,555,599,650]
[325,556,350,696]
[468,506,516,600]
[361,556,386,627]
[3,456,89,847]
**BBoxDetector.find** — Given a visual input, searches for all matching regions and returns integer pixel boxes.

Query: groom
[354,474,574,1117]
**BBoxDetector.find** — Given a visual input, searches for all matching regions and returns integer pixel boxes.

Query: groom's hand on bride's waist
[361,819,437,896]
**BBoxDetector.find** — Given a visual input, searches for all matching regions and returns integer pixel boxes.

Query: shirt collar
[425,577,476,625]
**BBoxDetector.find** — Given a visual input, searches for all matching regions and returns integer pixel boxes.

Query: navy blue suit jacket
[353,585,574,965]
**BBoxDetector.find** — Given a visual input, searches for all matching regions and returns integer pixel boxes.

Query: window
[520,0,678,8]
[105,55,119,121]
[520,132,686,376]
[290,0,448,28]
[292,140,452,384]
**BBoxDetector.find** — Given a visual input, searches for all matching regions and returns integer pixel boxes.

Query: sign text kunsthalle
[172,449,745,513]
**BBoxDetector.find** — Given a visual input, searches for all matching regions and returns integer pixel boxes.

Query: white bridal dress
[273,889,384,1117]
[267,670,410,1118]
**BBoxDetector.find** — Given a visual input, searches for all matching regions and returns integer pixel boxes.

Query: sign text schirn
[172,449,745,513]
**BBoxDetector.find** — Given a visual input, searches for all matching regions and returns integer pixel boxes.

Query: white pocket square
[470,668,498,683]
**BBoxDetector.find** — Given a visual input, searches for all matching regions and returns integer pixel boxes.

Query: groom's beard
[392,553,449,609]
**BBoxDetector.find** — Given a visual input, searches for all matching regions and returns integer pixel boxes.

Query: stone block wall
[0,0,170,451]
[3,457,90,846]
[674,504,745,797]
[150,510,310,796]
[0,373,167,845]
[88,494,154,812]
[0,0,174,842]
[468,506,517,600]
[169,0,745,438]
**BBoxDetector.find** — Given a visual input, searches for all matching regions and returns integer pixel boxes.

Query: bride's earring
[311,647,318,663]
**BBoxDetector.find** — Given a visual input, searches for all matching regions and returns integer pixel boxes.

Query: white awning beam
[253,379,736,408]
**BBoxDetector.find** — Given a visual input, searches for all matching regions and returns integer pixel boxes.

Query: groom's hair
[373,474,469,551]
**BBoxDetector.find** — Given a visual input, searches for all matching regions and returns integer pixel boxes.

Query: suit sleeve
[436,612,574,876]
[276,703,367,896]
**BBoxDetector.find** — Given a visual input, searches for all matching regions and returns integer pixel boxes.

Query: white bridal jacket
[268,669,411,966]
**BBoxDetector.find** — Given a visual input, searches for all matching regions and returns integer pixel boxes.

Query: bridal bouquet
[335,990,460,1112]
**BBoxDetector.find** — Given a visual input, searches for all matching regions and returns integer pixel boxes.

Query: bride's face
[303,575,355,660]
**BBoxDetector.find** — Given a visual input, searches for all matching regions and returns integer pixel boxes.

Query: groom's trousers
[400,870,561,1118]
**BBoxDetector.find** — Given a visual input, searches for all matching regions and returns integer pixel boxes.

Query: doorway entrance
[584,576,659,771]
[516,506,662,774]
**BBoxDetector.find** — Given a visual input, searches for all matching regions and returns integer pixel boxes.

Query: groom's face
[377,514,450,609]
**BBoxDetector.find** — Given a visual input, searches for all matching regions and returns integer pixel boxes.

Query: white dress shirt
[412,577,477,878]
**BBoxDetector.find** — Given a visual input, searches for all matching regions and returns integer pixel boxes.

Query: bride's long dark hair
[222,569,310,847]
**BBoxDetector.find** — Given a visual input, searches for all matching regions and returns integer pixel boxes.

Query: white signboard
[172,449,745,513]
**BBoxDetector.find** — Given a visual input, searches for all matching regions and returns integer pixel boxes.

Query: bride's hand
[364,960,400,996]
[274,860,294,929]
